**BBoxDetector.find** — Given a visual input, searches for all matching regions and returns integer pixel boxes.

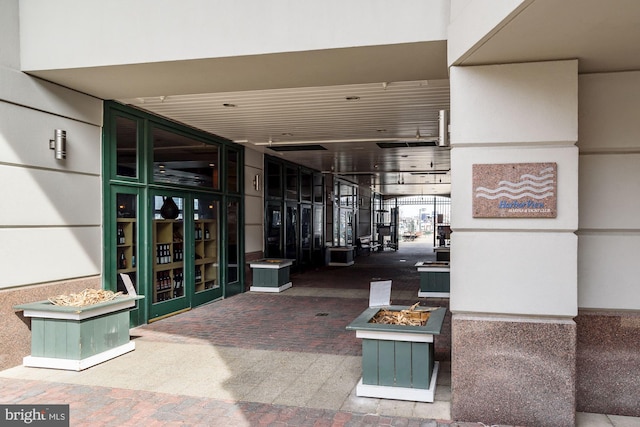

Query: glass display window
[152,127,219,189]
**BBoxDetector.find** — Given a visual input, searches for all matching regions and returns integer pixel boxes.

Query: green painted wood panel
[252,266,291,287]
[254,268,276,286]
[29,310,131,360]
[378,340,395,386]
[30,318,45,357]
[420,271,450,293]
[80,310,130,358]
[411,342,432,389]
[361,339,378,385]
[360,338,435,389]
[65,321,80,359]
[394,341,412,387]
[277,266,290,285]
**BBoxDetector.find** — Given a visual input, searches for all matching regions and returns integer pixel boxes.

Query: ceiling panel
[120,79,451,196]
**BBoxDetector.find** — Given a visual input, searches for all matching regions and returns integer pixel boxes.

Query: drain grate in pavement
[315,313,329,317]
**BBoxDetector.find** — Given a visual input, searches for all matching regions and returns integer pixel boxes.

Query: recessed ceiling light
[223,103,237,107]
[345,96,360,101]
[158,164,165,169]
[209,163,215,167]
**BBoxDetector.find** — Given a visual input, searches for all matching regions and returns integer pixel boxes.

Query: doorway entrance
[104,102,245,325]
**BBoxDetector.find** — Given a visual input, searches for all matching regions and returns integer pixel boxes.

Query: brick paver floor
[0,238,519,426]
[0,377,500,427]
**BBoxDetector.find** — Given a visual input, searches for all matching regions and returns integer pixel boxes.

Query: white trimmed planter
[346,306,446,402]
[249,259,293,292]
[415,261,450,298]
[14,295,143,371]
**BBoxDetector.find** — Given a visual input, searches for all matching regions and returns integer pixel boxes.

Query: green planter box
[249,259,293,292]
[14,295,143,371]
[327,246,355,266]
[415,261,450,298]
[434,246,450,261]
[346,306,446,402]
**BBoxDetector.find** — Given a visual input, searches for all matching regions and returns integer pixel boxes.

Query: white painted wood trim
[416,267,450,272]
[249,261,293,269]
[22,299,137,321]
[328,261,355,266]
[355,330,434,343]
[356,361,439,403]
[23,342,135,371]
[249,282,292,293]
[418,291,450,298]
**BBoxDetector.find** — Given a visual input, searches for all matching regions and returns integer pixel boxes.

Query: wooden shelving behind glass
[195,219,218,292]
[153,220,185,303]
[116,218,137,291]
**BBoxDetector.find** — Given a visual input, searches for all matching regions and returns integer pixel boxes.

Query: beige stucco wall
[19,0,448,71]
[0,0,104,369]
[450,60,579,317]
[577,71,640,310]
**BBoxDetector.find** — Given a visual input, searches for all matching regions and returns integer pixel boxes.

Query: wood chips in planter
[370,302,436,326]
[48,289,123,307]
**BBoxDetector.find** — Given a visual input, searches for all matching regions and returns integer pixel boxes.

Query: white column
[449,60,579,427]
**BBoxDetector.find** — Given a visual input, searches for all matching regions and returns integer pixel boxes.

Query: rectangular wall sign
[473,162,557,218]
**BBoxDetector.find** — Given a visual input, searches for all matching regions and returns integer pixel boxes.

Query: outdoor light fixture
[253,174,261,191]
[49,129,66,160]
[438,110,449,147]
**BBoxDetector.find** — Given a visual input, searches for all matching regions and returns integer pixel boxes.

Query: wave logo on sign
[475,166,555,200]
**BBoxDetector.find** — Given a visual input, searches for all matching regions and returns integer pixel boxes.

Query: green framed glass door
[224,199,242,297]
[300,204,312,270]
[193,195,222,305]
[149,192,190,320]
[108,187,146,326]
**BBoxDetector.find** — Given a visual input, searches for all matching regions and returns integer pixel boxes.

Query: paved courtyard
[1,236,637,426]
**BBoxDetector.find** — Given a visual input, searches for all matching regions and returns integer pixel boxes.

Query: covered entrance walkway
[1,236,634,425]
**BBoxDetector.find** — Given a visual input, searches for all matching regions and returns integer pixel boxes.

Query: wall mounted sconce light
[438,110,449,147]
[49,129,66,160]
[253,174,261,192]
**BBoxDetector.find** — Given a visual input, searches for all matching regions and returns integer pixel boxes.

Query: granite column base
[576,309,640,417]
[451,314,576,427]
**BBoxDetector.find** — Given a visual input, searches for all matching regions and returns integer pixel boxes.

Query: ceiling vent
[268,144,327,152]
[376,141,437,149]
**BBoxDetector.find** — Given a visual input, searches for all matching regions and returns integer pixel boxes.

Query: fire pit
[346,304,446,402]
[369,302,433,326]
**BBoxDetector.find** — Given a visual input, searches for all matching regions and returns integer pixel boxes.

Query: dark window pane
[313,173,323,203]
[152,127,219,189]
[285,167,298,200]
[116,116,137,177]
[266,203,282,258]
[227,201,239,282]
[301,171,312,202]
[227,150,239,193]
[267,161,282,198]
[285,204,298,259]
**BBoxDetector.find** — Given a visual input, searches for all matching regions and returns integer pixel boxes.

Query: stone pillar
[449,60,579,427]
